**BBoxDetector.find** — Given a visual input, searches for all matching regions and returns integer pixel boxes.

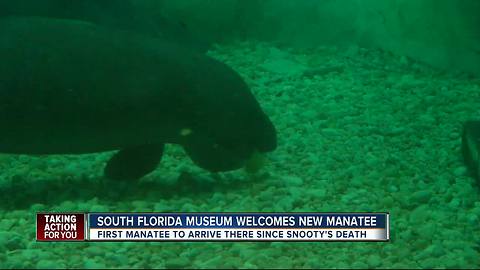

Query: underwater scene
[0,0,479,268]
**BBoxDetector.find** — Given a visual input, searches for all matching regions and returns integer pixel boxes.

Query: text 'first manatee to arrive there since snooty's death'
[0,17,277,180]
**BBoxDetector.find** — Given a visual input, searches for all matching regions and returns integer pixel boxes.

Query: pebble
[322,128,342,138]
[0,231,26,251]
[281,175,304,186]
[305,188,326,198]
[448,198,460,209]
[419,258,438,269]
[425,244,445,257]
[367,254,382,268]
[153,202,171,212]
[409,205,430,223]
[106,253,128,266]
[60,200,77,209]
[90,205,109,212]
[453,166,467,177]
[223,257,242,268]
[466,213,478,225]
[36,260,59,269]
[384,127,406,136]
[411,190,431,203]
[30,203,46,212]
[83,259,105,269]
[387,185,399,193]
[274,197,294,212]
[165,257,190,269]
[351,261,369,268]
[85,246,104,257]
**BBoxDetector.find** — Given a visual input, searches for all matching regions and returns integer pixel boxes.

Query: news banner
[36,213,389,242]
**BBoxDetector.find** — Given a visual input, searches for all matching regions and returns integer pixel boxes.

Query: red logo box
[36,213,85,241]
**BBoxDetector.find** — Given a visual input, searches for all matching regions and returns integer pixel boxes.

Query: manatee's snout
[183,105,277,173]
[182,134,251,172]
[180,54,277,172]
[251,111,277,153]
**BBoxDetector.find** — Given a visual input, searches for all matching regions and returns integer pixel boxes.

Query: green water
[0,0,479,269]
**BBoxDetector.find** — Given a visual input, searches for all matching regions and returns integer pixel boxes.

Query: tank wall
[156,0,480,76]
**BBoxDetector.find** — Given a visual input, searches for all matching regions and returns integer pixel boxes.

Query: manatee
[0,17,277,180]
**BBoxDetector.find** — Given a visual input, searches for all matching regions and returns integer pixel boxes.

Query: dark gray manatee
[0,17,277,180]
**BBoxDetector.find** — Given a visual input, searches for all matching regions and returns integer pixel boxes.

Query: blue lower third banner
[87,213,389,242]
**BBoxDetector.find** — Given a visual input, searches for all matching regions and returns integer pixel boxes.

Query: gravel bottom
[0,40,479,269]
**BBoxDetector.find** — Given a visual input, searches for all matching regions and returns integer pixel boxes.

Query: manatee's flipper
[104,144,164,180]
